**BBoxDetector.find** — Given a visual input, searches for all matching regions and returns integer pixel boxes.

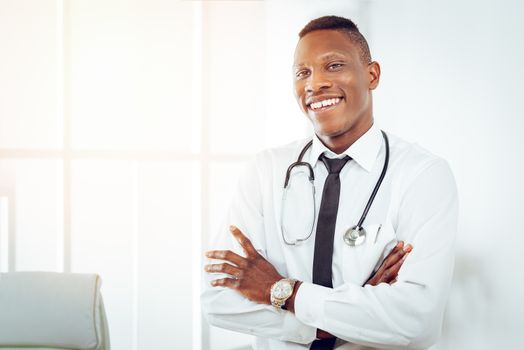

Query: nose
[305,70,332,93]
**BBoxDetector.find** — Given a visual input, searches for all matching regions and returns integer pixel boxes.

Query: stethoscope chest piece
[343,225,366,246]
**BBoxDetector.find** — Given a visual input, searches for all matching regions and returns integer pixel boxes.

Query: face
[293,29,380,149]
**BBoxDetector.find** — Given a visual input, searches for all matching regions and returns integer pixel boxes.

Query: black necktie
[310,154,351,350]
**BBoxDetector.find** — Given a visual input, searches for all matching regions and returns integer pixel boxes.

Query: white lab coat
[202,124,458,349]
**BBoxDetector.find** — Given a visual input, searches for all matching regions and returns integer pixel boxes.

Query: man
[202,16,458,350]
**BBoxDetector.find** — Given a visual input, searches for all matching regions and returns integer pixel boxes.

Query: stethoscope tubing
[282,130,390,245]
[356,130,389,228]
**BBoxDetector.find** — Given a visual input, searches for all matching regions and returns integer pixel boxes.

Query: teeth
[310,98,341,110]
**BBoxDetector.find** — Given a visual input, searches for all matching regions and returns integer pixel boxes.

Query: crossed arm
[205,225,412,340]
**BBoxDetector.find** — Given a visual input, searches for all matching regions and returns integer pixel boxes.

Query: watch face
[273,281,293,299]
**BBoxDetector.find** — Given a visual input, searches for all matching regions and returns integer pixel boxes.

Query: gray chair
[0,272,110,350]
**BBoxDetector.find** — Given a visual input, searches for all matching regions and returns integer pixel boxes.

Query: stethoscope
[280,130,389,246]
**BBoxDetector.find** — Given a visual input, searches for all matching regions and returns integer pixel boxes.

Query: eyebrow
[319,53,347,62]
[293,52,348,69]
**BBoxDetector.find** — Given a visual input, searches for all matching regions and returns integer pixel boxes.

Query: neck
[318,119,373,154]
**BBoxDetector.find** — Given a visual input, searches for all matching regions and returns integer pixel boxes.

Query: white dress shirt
[201,124,458,350]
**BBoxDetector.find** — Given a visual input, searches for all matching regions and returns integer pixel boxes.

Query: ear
[367,61,381,90]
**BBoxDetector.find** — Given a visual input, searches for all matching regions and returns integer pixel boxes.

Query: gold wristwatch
[270,278,297,309]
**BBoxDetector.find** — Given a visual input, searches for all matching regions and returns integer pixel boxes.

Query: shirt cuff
[294,282,332,330]
[281,309,317,344]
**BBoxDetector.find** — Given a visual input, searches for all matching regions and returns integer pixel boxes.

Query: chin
[315,123,349,139]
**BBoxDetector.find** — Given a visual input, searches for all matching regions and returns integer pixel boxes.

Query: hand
[205,225,283,305]
[365,241,412,286]
[317,329,335,339]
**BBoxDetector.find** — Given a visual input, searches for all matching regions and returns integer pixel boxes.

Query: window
[0,1,312,349]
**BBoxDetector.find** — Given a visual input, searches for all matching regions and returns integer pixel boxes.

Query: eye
[327,63,345,71]
[295,69,310,79]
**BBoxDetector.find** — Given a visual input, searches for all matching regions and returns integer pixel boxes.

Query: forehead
[294,29,360,66]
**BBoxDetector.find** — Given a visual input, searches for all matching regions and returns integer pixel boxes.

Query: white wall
[367,0,524,348]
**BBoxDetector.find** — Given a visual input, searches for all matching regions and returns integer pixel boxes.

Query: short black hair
[299,16,372,63]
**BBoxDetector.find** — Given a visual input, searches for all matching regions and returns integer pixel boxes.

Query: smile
[308,97,341,111]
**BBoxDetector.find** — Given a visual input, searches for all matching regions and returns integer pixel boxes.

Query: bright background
[0,0,523,349]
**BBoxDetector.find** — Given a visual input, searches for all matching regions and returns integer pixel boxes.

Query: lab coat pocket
[341,223,398,286]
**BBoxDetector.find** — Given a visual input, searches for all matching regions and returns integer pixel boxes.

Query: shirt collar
[307,124,383,172]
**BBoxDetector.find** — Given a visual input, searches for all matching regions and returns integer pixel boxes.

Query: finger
[205,250,246,267]
[204,263,243,278]
[383,241,412,270]
[210,277,240,289]
[229,225,258,257]
[377,241,404,273]
[317,329,335,339]
[365,242,405,286]
[384,250,411,282]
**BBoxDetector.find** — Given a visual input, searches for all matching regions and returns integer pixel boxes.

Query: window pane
[71,159,197,350]
[71,160,134,350]
[205,2,267,154]
[0,159,63,272]
[0,0,61,149]
[70,0,195,151]
[137,161,195,349]
[207,160,252,350]
[0,195,8,272]
[207,160,247,248]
